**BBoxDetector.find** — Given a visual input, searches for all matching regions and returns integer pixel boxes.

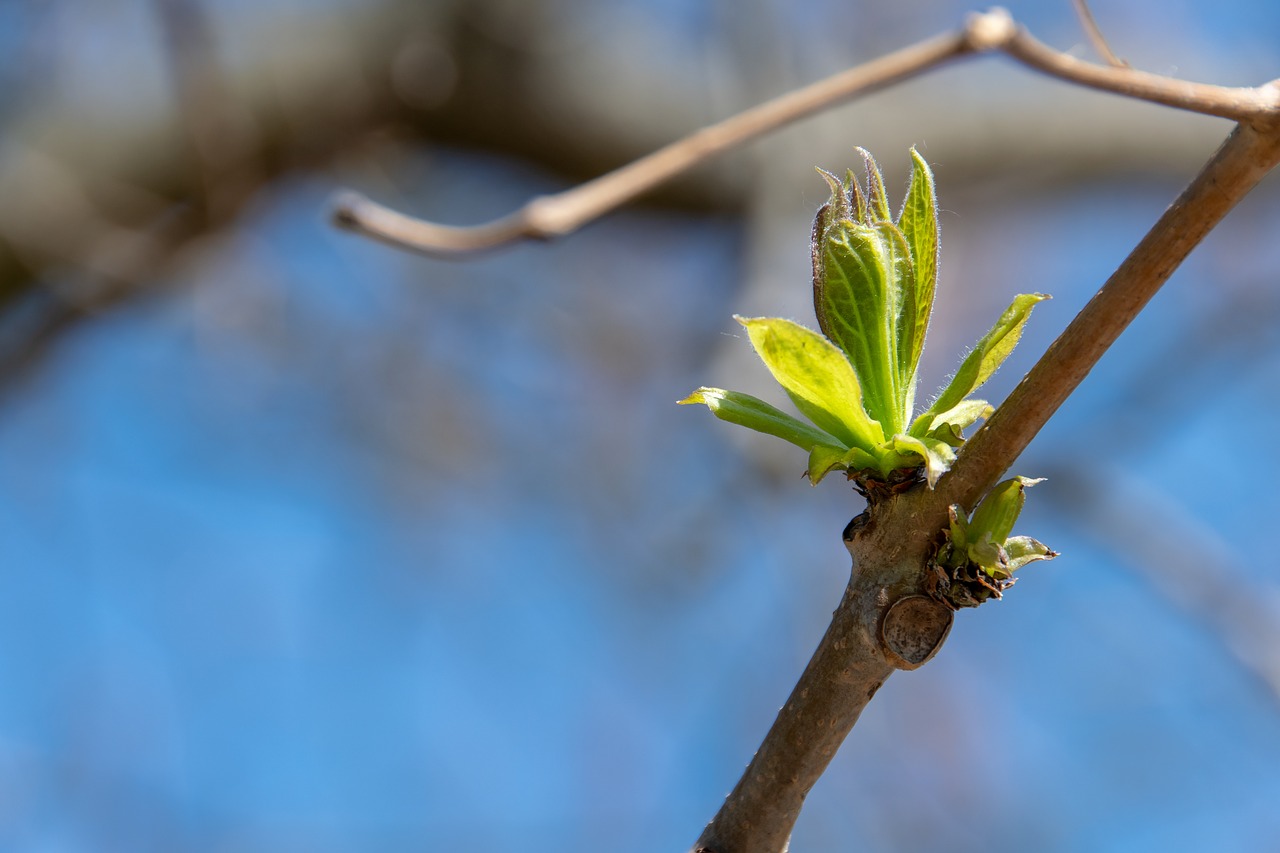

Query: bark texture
[692,488,952,853]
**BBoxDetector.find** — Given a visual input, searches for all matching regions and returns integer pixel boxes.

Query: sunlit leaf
[922,293,1049,424]
[1004,535,1059,570]
[970,476,1044,547]
[895,148,939,405]
[806,444,849,485]
[679,387,844,451]
[891,433,956,487]
[737,316,884,452]
[911,398,993,442]
[967,532,1006,575]
[857,147,893,223]
[813,221,901,431]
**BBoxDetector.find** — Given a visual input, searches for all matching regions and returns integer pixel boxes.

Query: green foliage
[934,477,1058,607]
[682,148,1048,487]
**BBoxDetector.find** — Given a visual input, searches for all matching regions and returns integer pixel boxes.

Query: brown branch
[1072,0,1127,67]
[932,116,1280,517]
[332,25,974,256]
[324,8,1280,851]
[331,8,1276,258]
[693,502,952,853]
[692,105,1280,850]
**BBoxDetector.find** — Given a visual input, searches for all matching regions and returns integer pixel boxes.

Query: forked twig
[1072,0,1128,67]
[331,7,1276,258]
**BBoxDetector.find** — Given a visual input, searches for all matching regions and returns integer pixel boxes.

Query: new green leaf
[922,292,1049,425]
[679,387,844,452]
[737,316,884,452]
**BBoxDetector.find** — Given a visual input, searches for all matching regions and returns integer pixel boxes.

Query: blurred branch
[151,0,262,221]
[1044,465,1280,705]
[1072,0,1127,68]
[332,25,971,255]
[332,7,1277,258]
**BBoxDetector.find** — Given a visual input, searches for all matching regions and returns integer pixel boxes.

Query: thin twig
[332,27,973,256]
[331,8,1276,258]
[1072,0,1127,67]
[932,117,1280,518]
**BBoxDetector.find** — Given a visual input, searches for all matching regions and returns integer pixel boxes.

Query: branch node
[964,7,1017,52]
[879,595,954,670]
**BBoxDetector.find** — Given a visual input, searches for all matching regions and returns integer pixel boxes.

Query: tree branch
[1071,0,1127,68]
[690,109,1280,851]
[933,115,1280,516]
[324,8,1280,851]
[331,8,1277,258]
[332,26,974,255]
[692,502,952,853]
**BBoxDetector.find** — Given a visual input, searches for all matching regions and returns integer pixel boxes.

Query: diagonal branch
[932,115,1280,517]
[331,8,1277,258]
[688,117,1280,853]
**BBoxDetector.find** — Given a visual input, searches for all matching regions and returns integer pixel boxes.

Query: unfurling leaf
[895,149,939,414]
[922,292,1049,426]
[891,433,955,488]
[970,476,1044,547]
[911,398,993,445]
[736,316,884,453]
[679,387,844,452]
[813,218,906,433]
[685,149,1047,505]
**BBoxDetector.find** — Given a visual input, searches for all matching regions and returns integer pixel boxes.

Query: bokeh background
[2,1,1279,850]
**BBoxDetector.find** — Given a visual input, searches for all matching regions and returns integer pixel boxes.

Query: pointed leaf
[923,293,1049,423]
[878,221,918,420]
[807,444,849,485]
[736,316,883,452]
[812,222,902,432]
[839,444,883,472]
[679,387,845,451]
[970,476,1044,546]
[895,148,939,397]
[947,504,970,549]
[857,148,892,222]
[1004,536,1059,570]
[911,399,993,440]
[967,532,1006,575]
[891,433,955,488]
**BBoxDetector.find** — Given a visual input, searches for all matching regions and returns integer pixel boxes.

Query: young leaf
[910,398,993,442]
[891,433,956,487]
[969,476,1044,547]
[679,387,846,452]
[1004,536,1059,570]
[922,292,1049,424]
[857,148,892,223]
[813,222,901,432]
[947,504,971,549]
[895,148,939,404]
[878,221,917,421]
[736,316,884,452]
[807,444,850,485]
[966,532,1006,576]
